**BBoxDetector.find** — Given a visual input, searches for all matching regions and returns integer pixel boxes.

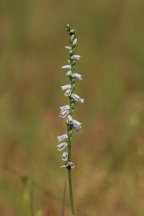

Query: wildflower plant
[57,24,84,216]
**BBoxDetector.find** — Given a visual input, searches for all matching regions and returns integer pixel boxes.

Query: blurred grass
[0,0,144,215]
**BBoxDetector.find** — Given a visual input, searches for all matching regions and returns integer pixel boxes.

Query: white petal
[66,24,70,28]
[61,65,71,69]
[73,73,82,80]
[64,89,71,97]
[66,70,72,76]
[66,115,73,124]
[70,29,75,34]
[73,38,77,45]
[72,55,81,61]
[70,34,75,42]
[73,119,82,126]
[65,46,71,50]
[73,125,82,132]
[60,105,70,112]
[71,93,84,103]
[60,165,67,168]
[66,116,82,131]
[60,84,71,91]
[59,109,69,118]
[57,142,68,151]
[79,98,84,103]
[60,162,75,168]
[67,162,75,168]
[66,71,82,80]
[62,151,68,161]
[57,133,68,142]
[72,119,82,132]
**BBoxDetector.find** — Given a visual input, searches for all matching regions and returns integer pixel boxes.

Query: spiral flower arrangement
[57,24,84,216]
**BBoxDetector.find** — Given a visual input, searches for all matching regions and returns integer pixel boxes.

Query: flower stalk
[57,24,84,216]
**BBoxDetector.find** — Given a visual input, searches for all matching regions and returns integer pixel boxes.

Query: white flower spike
[57,142,68,151]
[57,24,84,216]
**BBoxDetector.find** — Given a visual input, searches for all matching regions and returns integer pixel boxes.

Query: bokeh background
[1,0,144,215]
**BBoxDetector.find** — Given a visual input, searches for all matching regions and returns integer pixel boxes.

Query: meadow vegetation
[0,0,144,215]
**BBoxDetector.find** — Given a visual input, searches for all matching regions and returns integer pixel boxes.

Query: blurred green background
[1,0,144,215]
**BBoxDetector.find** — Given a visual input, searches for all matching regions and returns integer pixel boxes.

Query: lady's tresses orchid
[60,162,75,169]
[59,105,70,118]
[57,133,68,142]
[66,71,83,80]
[71,93,84,103]
[57,142,68,151]
[57,24,84,216]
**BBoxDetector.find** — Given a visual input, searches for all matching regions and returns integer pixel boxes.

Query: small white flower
[59,109,69,118]
[72,119,82,127]
[66,70,72,76]
[60,84,71,91]
[65,46,71,50]
[72,119,82,132]
[66,24,70,28]
[66,115,73,124]
[73,38,77,45]
[66,71,82,80]
[70,29,75,34]
[72,55,81,61]
[68,60,70,63]
[71,93,84,103]
[73,73,82,80]
[62,151,68,161]
[70,34,75,42]
[60,162,75,168]
[64,89,71,97]
[61,65,71,69]
[57,133,68,142]
[60,164,67,168]
[57,142,68,151]
[60,105,70,112]
[66,115,82,131]
[67,162,75,168]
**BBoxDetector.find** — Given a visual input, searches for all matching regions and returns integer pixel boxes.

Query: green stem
[67,123,75,216]
[68,168,75,216]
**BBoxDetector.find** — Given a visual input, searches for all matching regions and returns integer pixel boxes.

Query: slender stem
[67,123,75,216]
[68,168,75,216]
